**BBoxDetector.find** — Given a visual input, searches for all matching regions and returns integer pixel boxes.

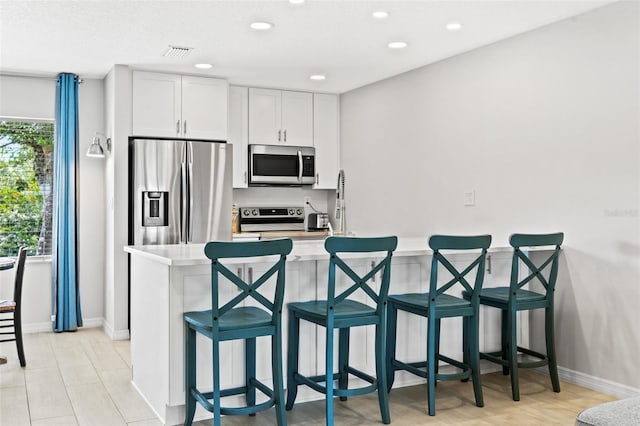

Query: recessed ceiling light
[372,11,389,19]
[388,41,408,49]
[310,75,326,81]
[250,22,273,30]
[446,21,463,31]
[194,63,213,69]
[289,0,305,4]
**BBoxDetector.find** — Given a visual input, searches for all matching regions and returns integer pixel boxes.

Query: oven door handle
[297,150,303,183]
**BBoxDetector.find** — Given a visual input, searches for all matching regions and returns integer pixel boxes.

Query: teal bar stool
[184,239,293,426]
[463,232,564,401]
[286,236,398,425]
[386,234,491,416]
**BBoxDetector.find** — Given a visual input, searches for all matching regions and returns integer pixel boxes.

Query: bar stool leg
[501,309,509,375]
[338,328,350,401]
[285,312,299,410]
[375,322,391,424]
[427,315,437,416]
[272,333,287,425]
[184,324,197,426]
[470,313,484,407]
[245,337,257,412]
[508,307,520,401]
[324,325,335,426]
[385,303,398,392]
[212,339,221,426]
[546,306,561,393]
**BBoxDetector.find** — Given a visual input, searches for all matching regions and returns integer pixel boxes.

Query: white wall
[341,1,639,393]
[0,74,106,331]
[103,65,131,339]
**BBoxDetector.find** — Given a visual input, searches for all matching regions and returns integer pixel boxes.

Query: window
[0,119,54,256]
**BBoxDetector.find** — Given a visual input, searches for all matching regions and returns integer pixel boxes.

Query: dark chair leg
[324,325,335,426]
[212,338,221,426]
[462,314,469,373]
[427,314,437,416]
[245,337,257,412]
[15,312,25,367]
[470,313,484,407]
[184,324,197,426]
[375,323,391,424]
[545,306,561,393]
[434,318,441,386]
[272,333,288,426]
[285,312,299,410]
[385,303,398,392]
[508,307,520,401]
[501,309,509,375]
[338,328,350,401]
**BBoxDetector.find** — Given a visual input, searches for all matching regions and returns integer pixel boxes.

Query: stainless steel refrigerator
[129,138,233,245]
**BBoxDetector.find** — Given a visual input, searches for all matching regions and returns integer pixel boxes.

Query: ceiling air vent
[162,45,193,58]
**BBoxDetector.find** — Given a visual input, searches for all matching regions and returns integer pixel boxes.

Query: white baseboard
[536,366,640,399]
[102,320,130,341]
[23,317,104,334]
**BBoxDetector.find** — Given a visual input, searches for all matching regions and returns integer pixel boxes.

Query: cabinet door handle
[176,120,180,135]
[237,268,243,291]
[316,173,319,184]
[244,171,247,184]
[183,120,187,135]
[278,130,281,142]
[284,129,287,142]
[248,267,253,284]
[486,255,492,275]
[371,260,376,283]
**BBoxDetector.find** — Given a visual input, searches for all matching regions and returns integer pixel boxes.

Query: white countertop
[124,237,516,266]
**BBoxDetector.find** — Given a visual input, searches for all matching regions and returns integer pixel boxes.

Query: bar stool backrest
[204,239,293,331]
[508,233,564,302]
[13,247,27,309]
[324,236,398,316]
[428,235,492,304]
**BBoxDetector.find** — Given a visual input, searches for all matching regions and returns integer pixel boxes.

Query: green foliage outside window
[0,120,54,257]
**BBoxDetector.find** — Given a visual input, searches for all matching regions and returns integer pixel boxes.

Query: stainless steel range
[239,206,305,232]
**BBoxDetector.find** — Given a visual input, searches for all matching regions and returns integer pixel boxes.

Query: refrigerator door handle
[180,161,187,243]
[188,142,194,242]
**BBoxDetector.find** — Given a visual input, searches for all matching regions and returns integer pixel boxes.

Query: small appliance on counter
[307,213,329,231]
[239,206,305,232]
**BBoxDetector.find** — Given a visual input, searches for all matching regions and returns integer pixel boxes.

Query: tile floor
[0,328,617,425]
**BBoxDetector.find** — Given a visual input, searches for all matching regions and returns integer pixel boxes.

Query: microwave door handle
[298,150,303,183]
[188,142,194,242]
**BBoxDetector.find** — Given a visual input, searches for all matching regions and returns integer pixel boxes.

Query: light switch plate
[464,190,475,206]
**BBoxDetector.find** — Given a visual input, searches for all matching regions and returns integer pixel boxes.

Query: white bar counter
[124,237,522,425]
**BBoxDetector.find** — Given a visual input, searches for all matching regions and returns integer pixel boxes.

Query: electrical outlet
[304,196,311,206]
[463,190,475,206]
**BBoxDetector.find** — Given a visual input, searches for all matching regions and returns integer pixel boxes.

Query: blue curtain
[52,73,82,332]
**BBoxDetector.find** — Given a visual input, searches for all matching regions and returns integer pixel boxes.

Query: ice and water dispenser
[142,191,168,227]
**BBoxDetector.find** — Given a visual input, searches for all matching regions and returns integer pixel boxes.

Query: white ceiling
[0,0,614,93]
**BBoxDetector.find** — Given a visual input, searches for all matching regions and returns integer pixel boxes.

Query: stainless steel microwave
[249,144,315,186]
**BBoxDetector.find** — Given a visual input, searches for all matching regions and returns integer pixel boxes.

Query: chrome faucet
[335,169,345,234]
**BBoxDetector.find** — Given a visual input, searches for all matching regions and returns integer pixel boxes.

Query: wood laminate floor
[0,328,616,425]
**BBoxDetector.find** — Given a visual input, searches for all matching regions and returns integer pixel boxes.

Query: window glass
[0,120,54,256]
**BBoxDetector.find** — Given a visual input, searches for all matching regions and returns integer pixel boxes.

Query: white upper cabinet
[313,94,340,189]
[132,71,228,140]
[181,76,228,140]
[249,88,313,147]
[229,86,249,188]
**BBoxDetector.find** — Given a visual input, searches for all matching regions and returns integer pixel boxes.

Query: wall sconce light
[86,132,111,158]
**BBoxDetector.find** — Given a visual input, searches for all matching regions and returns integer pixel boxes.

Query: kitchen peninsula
[125,238,528,425]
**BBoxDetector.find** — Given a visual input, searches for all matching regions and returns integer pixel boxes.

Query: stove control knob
[242,209,250,216]
[251,209,258,216]
[288,209,295,215]
[296,209,303,215]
